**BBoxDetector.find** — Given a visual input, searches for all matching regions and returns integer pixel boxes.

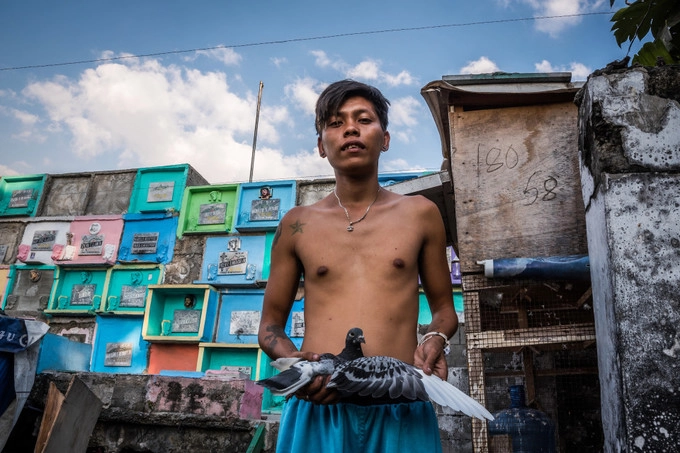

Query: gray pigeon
[258,327,494,421]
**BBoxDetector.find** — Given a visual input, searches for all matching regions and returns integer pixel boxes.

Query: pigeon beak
[358,335,366,344]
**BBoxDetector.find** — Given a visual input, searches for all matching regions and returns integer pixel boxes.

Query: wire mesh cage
[482,348,603,452]
[463,275,594,334]
[461,274,601,452]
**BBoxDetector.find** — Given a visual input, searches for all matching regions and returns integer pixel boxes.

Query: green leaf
[632,39,676,65]
[636,17,651,40]
[611,1,654,46]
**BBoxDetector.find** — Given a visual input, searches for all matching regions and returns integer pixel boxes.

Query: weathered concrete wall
[577,65,680,452]
[0,221,25,264]
[296,179,334,206]
[35,170,138,217]
[4,372,277,453]
[85,170,137,215]
[164,235,206,284]
[38,174,93,216]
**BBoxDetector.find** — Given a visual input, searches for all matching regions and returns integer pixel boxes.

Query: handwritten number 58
[523,171,558,205]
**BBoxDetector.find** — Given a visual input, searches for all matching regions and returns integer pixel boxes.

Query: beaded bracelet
[419,331,451,355]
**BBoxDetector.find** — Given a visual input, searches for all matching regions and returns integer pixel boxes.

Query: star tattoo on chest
[289,220,305,235]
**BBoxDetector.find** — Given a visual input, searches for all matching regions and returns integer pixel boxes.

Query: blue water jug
[488,385,556,452]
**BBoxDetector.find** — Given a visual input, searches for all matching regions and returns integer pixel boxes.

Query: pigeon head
[334,327,366,362]
[346,327,366,345]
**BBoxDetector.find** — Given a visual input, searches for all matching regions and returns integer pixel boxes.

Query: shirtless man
[258,80,458,452]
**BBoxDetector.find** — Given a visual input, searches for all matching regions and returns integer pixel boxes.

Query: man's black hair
[315,80,390,136]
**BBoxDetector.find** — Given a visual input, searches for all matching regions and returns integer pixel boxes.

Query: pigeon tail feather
[416,370,495,421]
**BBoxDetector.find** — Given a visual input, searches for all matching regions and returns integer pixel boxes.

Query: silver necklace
[333,186,382,232]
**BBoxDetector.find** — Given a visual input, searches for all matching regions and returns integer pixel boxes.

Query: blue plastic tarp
[0,317,30,353]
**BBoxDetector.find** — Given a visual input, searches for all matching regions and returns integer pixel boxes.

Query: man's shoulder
[277,201,334,235]
[388,192,437,211]
[282,200,329,219]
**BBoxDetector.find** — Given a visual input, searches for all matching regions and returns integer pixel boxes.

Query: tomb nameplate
[198,203,227,225]
[104,342,133,367]
[250,198,280,221]
[147,182,174,202]
[80,234,104,255]
[131,232,159,255]
[31,230,57,251]
[8,189,33,208]
[218,251,248,275]
[119,285,147,308]
[229,310,260,335]
[172,309,200,333]
[70,284,96,306]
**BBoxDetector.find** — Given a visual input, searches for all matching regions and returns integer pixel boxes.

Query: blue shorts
[275,397,442,453]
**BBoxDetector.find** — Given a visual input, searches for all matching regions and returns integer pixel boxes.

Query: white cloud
[0,88,19,100]
[569,63,592,81]
[535,59,592,80]
[311,50,332,68]
[508,0,606,37]
[310,50,346,72]
[460,56,501,74]
[535,59,555,73]
[191,47,242,66]
[347,60,381,81]
[250,147,334,181]
[20,57,319,183]
[285,77,325,116]
[271,57,288,68]
[0,105,45,142]
[311,50,416,87]
[0,164,20,176]
[390,97,420,128]
[383,70,417,87]
[392,130,413,144]
[11,108,40,126]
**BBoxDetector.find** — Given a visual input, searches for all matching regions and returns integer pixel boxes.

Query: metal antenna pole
[249,81,264,183]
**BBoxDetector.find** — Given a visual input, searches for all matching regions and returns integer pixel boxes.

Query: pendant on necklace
[333,186,382,233]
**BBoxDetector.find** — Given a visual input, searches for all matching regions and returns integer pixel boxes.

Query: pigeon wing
[327,356,494,421]
[327,356,429,401]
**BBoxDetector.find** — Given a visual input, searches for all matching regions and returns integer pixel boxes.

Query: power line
[0,12,612,72]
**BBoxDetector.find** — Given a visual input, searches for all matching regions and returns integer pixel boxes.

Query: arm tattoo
[289,220,305,235]
[272,224,282,247]
[263,324,288,351]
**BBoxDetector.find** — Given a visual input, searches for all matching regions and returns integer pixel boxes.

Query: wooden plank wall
[450,102,588,273]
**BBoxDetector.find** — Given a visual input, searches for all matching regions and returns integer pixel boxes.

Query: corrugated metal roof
[443,71,573,85]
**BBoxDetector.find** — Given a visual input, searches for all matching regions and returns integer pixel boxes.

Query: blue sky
[0,1,634,184]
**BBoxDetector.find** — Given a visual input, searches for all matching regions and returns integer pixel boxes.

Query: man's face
[317,96,390,168]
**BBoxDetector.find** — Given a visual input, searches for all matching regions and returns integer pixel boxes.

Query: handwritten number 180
[485,145,519,172]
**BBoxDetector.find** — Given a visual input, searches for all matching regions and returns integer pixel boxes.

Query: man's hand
[289,351,340,405]
[413,338,449,380]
